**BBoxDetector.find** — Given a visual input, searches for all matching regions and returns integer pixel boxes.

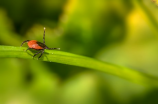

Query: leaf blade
[0,45,158,86]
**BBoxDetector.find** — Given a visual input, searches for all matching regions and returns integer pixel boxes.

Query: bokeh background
[0,0,158,104]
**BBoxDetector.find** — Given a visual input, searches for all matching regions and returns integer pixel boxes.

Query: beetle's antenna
[21,40,30,47]
[43,27,46,44]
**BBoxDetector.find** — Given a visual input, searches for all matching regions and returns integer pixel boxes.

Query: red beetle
[21,27,60,59]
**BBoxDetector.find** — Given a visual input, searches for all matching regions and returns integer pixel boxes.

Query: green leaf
[0,45,158,86]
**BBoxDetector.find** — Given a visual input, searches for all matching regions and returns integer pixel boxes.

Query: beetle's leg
[25,48,32,52]
[43,27,46,44]
[21,40,30,47]
[48,48,60,50]
[38,50,44,60]
[32,50,43,59]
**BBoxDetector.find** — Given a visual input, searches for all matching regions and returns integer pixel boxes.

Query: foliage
[0,0,158,104]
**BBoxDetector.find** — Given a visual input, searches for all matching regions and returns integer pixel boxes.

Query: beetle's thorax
[28,40,44,49]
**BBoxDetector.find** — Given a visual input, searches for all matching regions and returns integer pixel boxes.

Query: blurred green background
[0,0,158,104]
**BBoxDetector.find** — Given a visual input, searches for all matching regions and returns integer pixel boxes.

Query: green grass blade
[0,45,158,86]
